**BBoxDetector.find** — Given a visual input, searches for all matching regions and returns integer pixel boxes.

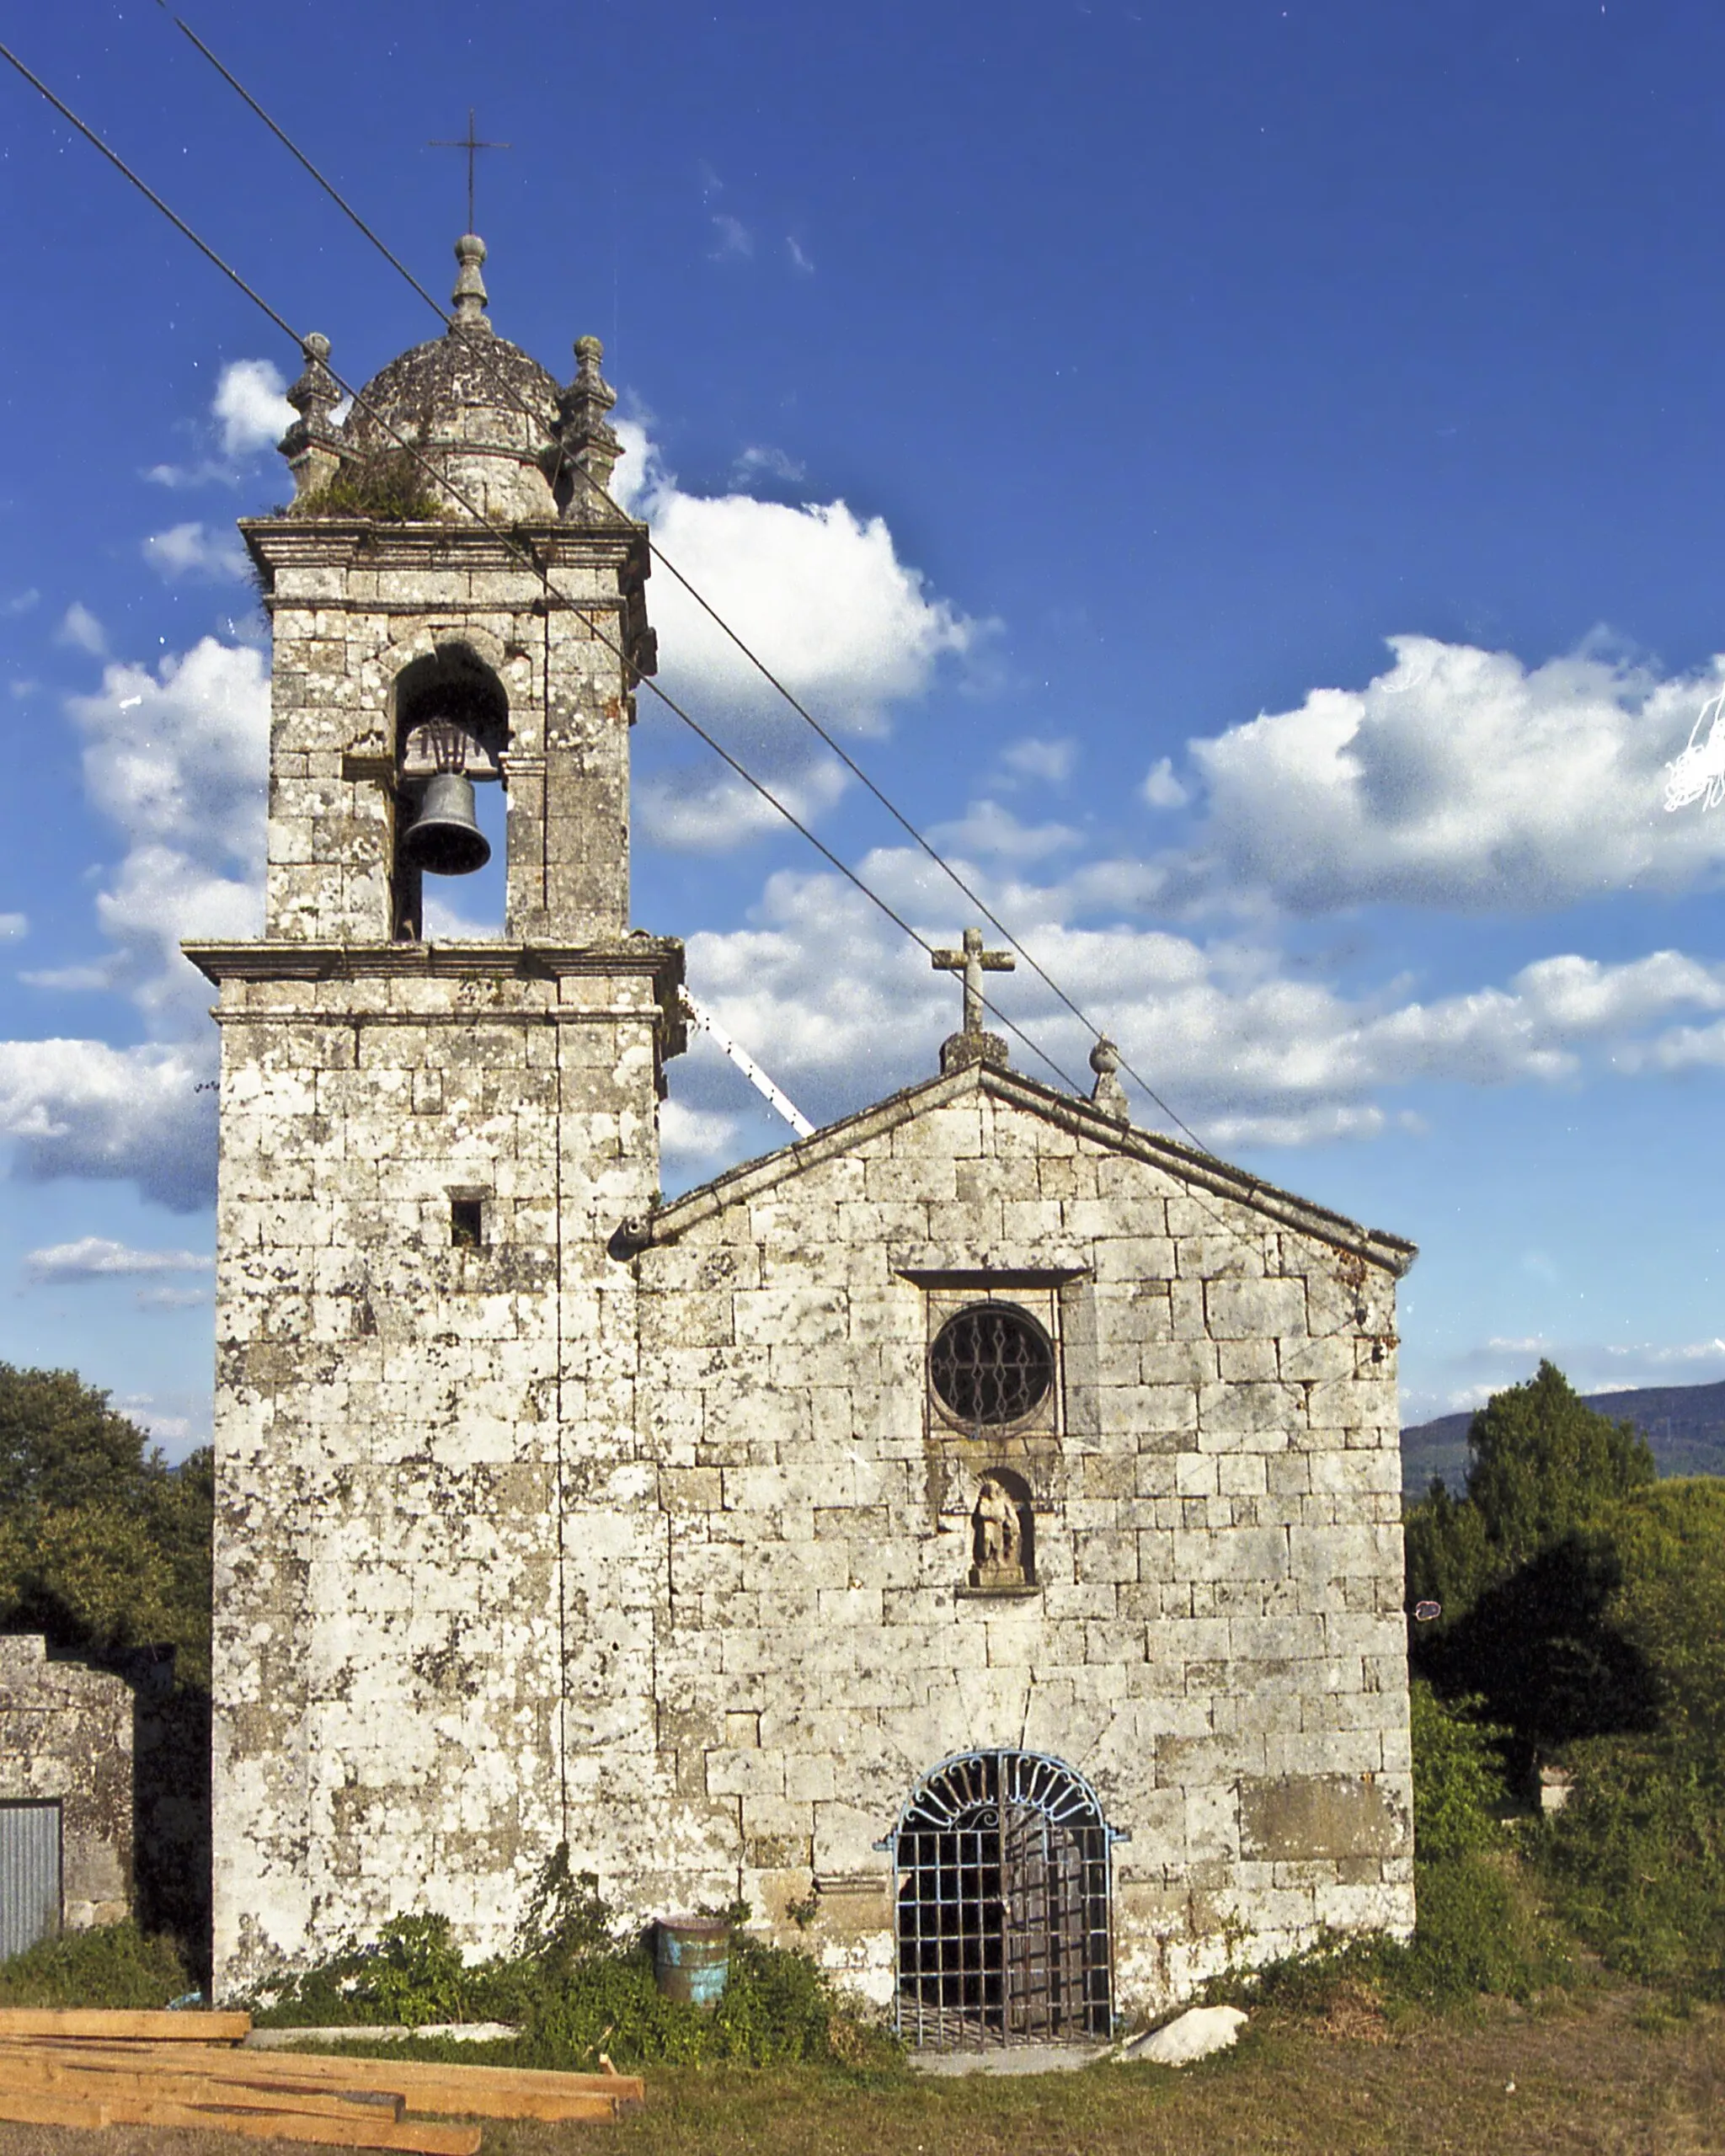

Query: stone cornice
[184,937,686,1061]
[183,936,681,985]
[642,1059,1417,1277]
[238,517,648,579]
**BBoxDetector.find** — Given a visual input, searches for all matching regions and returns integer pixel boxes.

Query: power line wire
[0,34,1087,1099]
[151,3,1220,1156]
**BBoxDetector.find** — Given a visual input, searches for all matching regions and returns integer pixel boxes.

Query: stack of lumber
[0,2009,644,2152]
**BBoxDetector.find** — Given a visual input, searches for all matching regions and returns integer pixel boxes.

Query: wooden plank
[0,2006,251,2042]
[0,2036,640,2121]
[97,2092,482,2153]
[0,2055,408,2121]
[0,2087,111,2129]
[233,2047,644,2105]
[6,2039,643,2108]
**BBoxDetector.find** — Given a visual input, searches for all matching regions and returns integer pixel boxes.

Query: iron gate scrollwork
[887,1750,1115,2049]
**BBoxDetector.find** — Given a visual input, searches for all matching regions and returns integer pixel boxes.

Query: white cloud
[671,836,1725,1164]
[113,1392,206,1453]
[614,419,985,741]
[710,214,754,261]
[55,602,106,656]
[1001,738,1078,787]
[20,961,115,992]
[0,632,264,1207]
[60,637,268,1028]
[28,1236,211,1281]
[212,358,295,459]
[3,589,39,616]
[660,1097,743,1166]
[147,357,296,486]
[1407,1332,1725,1427]
[1178,634,1725,915]
[638,752,850,852]
[786,237,814,275]
[0,1038,215,1210]
[1142,755,1189,809]
[135,1284,211,1310]
[927,800,1081,864]
[0,913,24,942]
[732,444,806,488]
[143,521,250,584]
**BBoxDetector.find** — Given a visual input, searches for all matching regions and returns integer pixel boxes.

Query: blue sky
[4,0,1725,1454]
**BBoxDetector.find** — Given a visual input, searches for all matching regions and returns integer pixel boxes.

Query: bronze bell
[400,772,491,876]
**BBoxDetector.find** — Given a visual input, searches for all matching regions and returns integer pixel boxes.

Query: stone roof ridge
[641,1059,1417,1274]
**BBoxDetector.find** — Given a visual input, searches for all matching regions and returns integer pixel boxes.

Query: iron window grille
[883,1749,1117,2050]
[928,1304,1055,1428]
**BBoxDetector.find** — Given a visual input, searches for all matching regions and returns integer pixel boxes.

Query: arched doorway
[889,1750,1114,2049]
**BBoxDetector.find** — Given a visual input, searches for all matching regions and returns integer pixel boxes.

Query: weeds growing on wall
[286,452,449,521]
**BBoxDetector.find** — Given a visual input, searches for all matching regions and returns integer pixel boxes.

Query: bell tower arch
[185,237,684,1998]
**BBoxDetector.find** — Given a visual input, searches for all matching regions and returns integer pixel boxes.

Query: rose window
[928,1304,1054,1427]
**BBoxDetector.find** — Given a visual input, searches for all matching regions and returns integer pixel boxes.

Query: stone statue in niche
[971,1474,1028,1590]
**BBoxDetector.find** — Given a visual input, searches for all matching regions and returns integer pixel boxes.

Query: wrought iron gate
[889,1751,1114,2048]
[0,1802,61,1963]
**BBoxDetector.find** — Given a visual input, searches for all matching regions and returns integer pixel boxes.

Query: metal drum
[654,1915,729,2008]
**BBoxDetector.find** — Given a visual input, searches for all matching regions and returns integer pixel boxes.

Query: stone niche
[0,1636,134,1937]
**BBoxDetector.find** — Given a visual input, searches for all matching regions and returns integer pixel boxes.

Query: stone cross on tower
[932,926,1014,1074]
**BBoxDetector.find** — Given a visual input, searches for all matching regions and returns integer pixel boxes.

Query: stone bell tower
[186,237,684,1995]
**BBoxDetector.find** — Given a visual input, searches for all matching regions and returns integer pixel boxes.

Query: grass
[0,1990,1717,2156]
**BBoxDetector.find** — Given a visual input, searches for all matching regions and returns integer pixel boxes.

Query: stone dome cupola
[339,234,558,520]
[284,235,628,526]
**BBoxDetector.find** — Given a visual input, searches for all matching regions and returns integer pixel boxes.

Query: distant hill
[1400,1378,1725,1495]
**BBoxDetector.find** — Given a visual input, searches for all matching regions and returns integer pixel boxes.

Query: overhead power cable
[0,35,1093,1102]
[150,3,1220,1160]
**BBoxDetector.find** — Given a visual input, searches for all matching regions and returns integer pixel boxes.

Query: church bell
[400,771,491,876]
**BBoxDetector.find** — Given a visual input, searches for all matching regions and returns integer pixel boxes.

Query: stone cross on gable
[932,926,1015,1034]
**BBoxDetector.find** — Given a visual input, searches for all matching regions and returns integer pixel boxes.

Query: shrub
[0,1921,193,2009]
[1409,1680,1509,1860]
[519,1935,857,2071]
[1391,1852,1566,2009]
[251,1912,474,2028]
[245,1854,898,2073]
[1532,1480,1725,1999]
[1541,1734,1724,1999]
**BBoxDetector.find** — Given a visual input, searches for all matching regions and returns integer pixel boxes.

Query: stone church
[187,235,1418,2041]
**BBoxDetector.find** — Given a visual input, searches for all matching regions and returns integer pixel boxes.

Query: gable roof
[647,1060,1417,1277]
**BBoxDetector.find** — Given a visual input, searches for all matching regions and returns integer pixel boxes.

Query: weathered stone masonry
[191,235,1418,2020]
[0,1636,133,1936]
[630,1067,1415,2009]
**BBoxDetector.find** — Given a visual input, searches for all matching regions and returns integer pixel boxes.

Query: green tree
[0,1361,215,1958]
[0,1363,211,1681]
[1407,1361,1655,1626]
[1404,1475,1496,1615]
[1465,1359,1653,1571]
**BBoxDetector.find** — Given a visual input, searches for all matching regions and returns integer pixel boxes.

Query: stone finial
[451,233,491,333]
[280,332,345,500]
[1088,1035,1130,1123]
[555,334,623,516]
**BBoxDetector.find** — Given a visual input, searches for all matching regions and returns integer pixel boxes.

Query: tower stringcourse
[184,237,686,1995]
